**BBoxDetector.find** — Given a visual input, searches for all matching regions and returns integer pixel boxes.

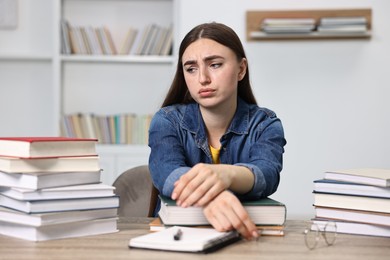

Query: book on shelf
[313,179,390,198]
[60,19,72,55]
[103,26,117,55]
[324,168,390,187]
[61,113,152,144]
[0,156,100,173]
[319,16,368,26]
[131,23,173,56]
[260,18,316,34]
[317,16,368,35]
[0,137,98,158]
[0,193,119,213]
[158,195,286,226]
[129,225,241,253]
[0,183,114,200]
[0,217,118,241]
[84,25,103,55]
[160,24,173,56]
[317,24,368,34]
[119,27,138,55]
[314,206,390,227]
[313,192,390,214]
[0,206,117,227]
[149,217,284,236]
[63,19,118,56]
[0,170,101,190]
[312,218,390,238]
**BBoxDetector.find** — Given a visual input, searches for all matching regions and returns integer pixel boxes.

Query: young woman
[148,22,286,240]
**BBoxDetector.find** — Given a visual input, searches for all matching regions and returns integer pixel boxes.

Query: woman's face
[182,38,246,110]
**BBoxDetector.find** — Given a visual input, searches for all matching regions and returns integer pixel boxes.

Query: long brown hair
[162,22,257,107]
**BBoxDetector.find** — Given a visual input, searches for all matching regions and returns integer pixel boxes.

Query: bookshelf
[59,0,177,183]
[246,8,372,41]
[0,0,177,185]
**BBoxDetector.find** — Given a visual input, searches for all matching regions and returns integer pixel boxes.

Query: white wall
[176,0,390,219]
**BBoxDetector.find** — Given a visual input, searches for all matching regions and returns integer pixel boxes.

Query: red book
[0,137,98,158]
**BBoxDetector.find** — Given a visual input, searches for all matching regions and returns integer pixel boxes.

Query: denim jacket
[148,97,286,212]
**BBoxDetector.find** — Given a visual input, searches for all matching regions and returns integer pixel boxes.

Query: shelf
[0,53,52,61]
[60,55,175,64]
[246,8,372,41]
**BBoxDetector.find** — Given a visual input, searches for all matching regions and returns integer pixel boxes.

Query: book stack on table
[152,195,287,237]
[0,137,119,241]
[312,168,390,237]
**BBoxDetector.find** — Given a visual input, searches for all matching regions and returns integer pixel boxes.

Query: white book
[0,156,100,174]
[262,18,316,26]
[0,194,119,213]
[0,170,101,190]
[0,137,97,158]
[0,206,117,226]
[314,206,390,227]
[324,168,390,187]
[313,219,390,237]
[317,24,368,34]
[319,16,367,26]
[313,192,390,214]
[0,183,114,200]
[0,217,118,241]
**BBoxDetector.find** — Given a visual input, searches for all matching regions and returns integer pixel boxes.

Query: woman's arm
[148,109,191,196]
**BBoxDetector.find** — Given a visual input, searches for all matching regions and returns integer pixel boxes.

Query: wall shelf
[60,55,175,64]
[246,8,372,41]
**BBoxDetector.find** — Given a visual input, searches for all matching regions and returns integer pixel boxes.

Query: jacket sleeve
[148,109,189,197]
[235,114,286,200]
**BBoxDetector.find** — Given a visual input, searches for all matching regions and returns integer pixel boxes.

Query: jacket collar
[181,97,250,139]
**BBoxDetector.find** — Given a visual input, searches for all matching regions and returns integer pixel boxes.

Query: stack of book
[151,195,287,236]
[260,18,316,34]
[0,137,119,241]
[312,168,390,237]
[317,16,368,35]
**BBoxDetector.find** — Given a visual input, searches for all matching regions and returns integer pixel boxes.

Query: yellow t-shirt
[209,145,221,164]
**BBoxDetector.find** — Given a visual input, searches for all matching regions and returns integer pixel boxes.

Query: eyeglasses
[304,221,337,250]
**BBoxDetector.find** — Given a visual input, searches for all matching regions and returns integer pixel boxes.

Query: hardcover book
[313,179,390,198]
[0,183,114,200]
[0,194,119,213]
[313,192,390,214]
[158,195,286,226]
[312,218,390,237]
[0,156,100,173]
[0,207,117,227]
[0,170,101,190]
[0,217,118,241]
[0,137,98,158]
[149,217,285,236]
[314,206,390,227]
[324,168,390,187]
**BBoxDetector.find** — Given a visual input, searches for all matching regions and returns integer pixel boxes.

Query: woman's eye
[185,67,196,73]
[211,63,222,68]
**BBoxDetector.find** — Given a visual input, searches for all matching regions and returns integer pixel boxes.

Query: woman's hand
[171,163,232,207]
[203,190,258,240]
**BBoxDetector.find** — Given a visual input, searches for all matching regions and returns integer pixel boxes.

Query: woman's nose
[198,66,211,85]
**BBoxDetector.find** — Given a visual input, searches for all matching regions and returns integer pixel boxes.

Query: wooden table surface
[0,218,389,260]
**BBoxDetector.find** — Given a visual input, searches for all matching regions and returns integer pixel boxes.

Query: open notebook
[128,226,241,253]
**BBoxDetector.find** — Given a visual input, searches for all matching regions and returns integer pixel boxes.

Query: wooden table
[0,218,389,259]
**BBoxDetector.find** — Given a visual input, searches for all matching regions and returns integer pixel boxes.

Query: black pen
[173,229,182,241]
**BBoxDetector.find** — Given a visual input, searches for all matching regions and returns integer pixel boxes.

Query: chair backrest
[112,165,158,217]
